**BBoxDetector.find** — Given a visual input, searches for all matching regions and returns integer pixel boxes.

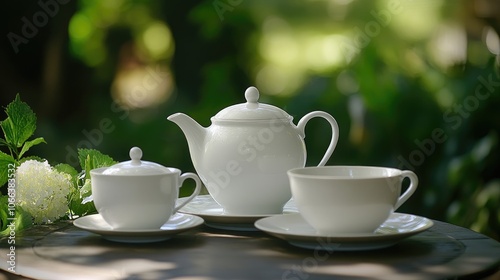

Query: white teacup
[90,147,201,230]
[287,166,418,235]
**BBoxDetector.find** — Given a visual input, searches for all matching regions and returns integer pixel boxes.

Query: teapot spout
[167,113,206,166]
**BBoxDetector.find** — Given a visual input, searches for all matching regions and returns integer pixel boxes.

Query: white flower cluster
[16,160,72,224]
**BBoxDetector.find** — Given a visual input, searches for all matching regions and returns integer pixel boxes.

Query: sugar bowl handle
[174,172,202,212]
[297,111,339,166]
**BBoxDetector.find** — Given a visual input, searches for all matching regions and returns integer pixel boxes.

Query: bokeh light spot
[484,27,500,55]
[69,13,93,41]
[142,22,173,59]
[427,23,467,69]
[111,65,174,109]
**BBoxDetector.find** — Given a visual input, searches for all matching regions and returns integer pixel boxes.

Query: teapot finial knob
[129,147,143,165]
[245,86,259,103]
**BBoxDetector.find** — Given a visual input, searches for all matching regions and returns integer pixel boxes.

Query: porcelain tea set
[73,86,433,250]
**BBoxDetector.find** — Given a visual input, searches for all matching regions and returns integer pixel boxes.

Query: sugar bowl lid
[211,86,293,122]
[102,147,173,175]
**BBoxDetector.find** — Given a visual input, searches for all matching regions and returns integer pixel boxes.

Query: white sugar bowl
[90,147,201,230]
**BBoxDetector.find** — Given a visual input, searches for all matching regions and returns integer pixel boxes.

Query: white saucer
[254,213,433,251]
[177,195,298,231]
[73,213,204,243]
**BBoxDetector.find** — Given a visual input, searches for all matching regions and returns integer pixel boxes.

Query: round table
[1,218,499,280]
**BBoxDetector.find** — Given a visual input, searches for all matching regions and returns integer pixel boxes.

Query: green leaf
[65,149,115,218]
[69,196,97,217]
[18,155,45,164]
[18,137,46,159]
[0,151,15,187]
[84,155,92,180]
[68,179,97,217]
[77,149,117,171]
[80,178,92,197]
[67,178,97,217]
[54,162,79,190]
[54,163,79,179]
[0,196,8,231]
[0,196,33,235]
[0,94,37,148]
[53,163,98,218]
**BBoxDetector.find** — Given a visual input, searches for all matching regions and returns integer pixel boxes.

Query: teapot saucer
[73,213,203,243]
[177,195,298,231]
[254,213,433,251]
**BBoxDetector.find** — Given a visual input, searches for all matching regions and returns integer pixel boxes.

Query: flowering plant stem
[0,94,46,184]
[0,94,116,234]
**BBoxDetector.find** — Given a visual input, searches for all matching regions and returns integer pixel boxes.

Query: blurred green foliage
[1,0,499,239]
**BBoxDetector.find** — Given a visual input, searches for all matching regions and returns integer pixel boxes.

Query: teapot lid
[102,147,174,175]
[211,86,293,122]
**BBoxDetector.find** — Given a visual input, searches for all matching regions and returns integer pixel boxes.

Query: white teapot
[167,86,339,215]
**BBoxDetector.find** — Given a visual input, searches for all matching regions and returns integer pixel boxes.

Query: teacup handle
[174,172,202,213]
[395,170,419,210]
[297,111,340,166]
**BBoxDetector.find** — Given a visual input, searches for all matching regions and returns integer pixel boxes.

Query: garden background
[1,0,499,240]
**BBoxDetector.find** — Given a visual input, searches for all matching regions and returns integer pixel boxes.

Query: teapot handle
[297,111,339,166]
